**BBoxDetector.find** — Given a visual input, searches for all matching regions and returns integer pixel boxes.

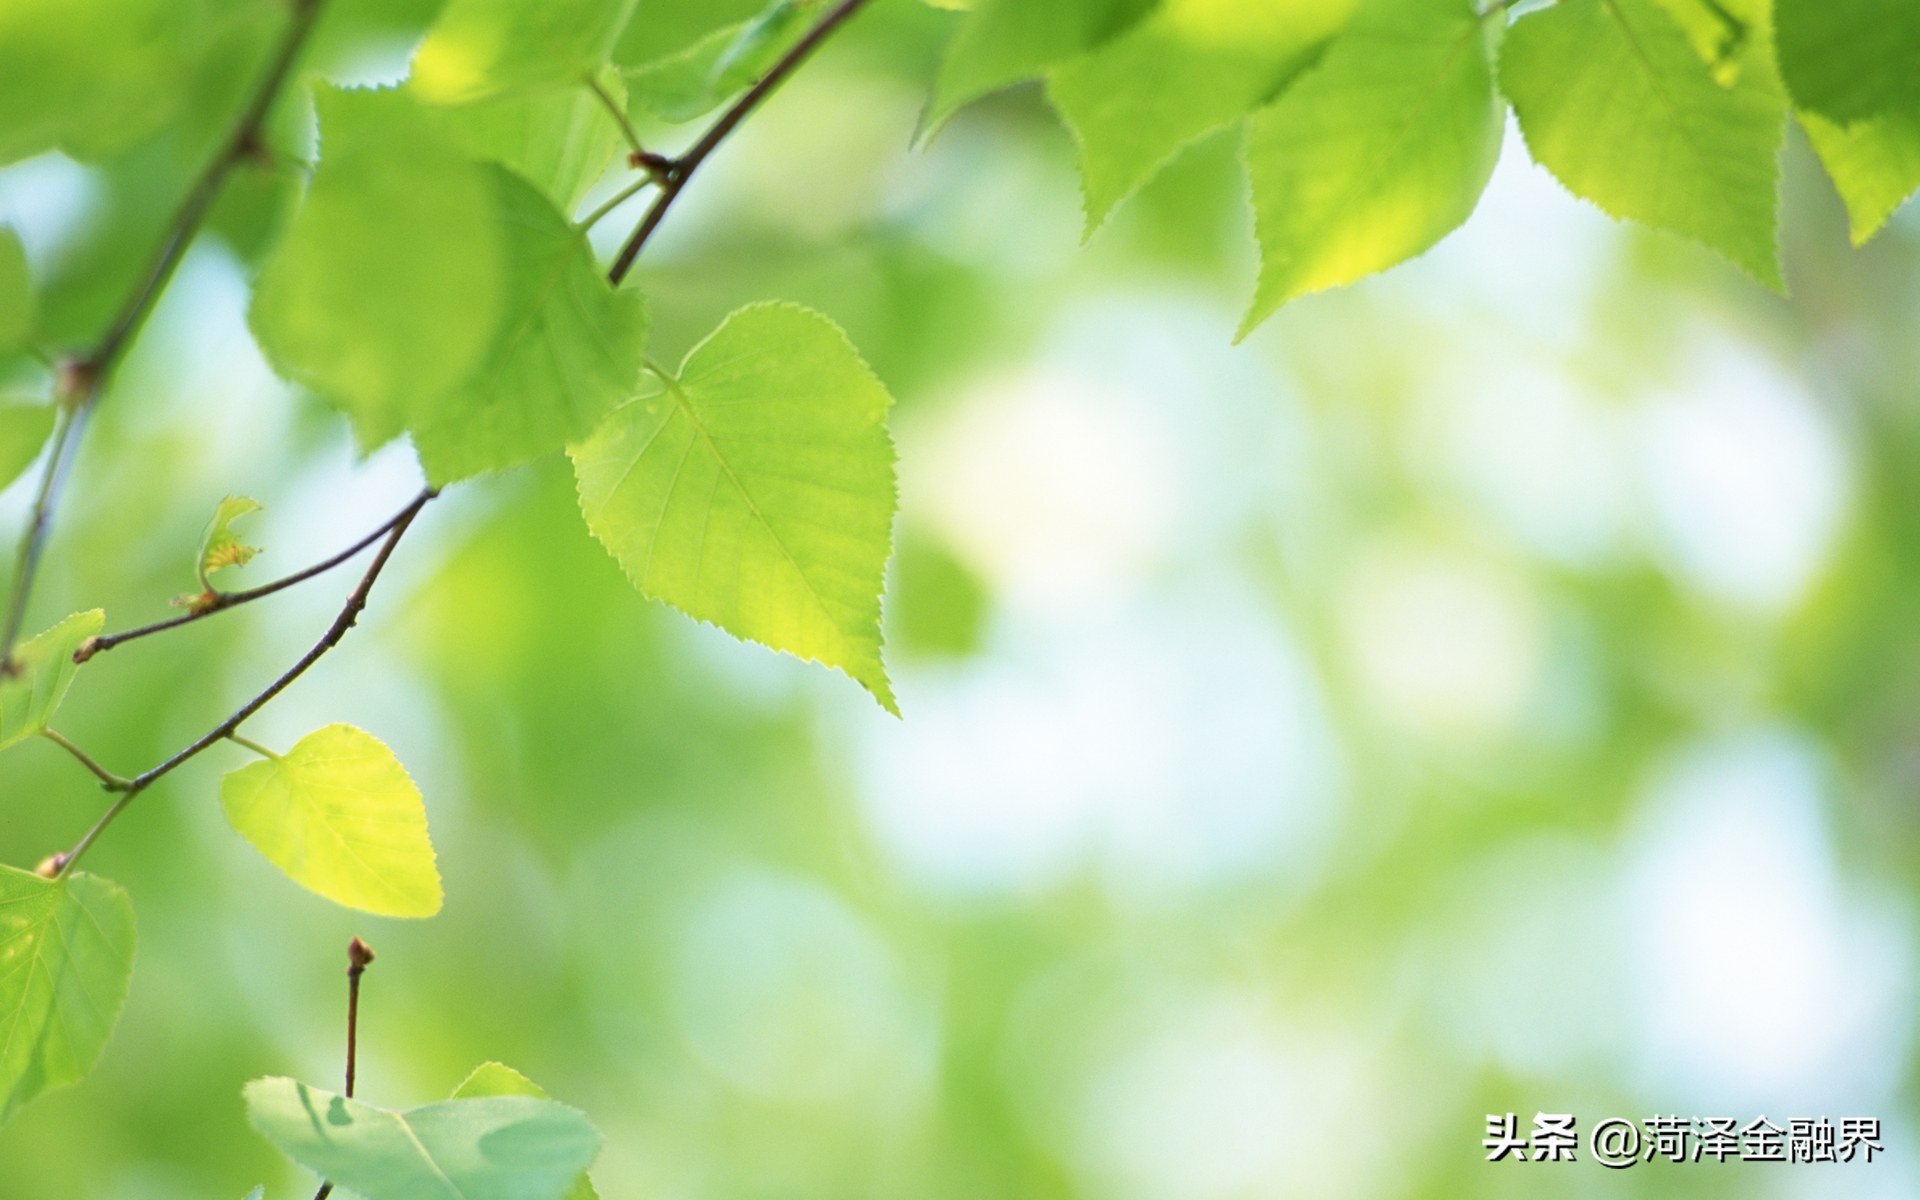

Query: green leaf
[0,228,31,351]
[1049,0,1356,232]
[415,72,631,213]
[451,1064,599,1200]
[250,87,505,451]
[1803,110,1920,246]
[410,167,649,485]
[0,610,103,754]
[1240,0,1503,333]
[1502,0,1786,289]
[219,724,443,918]
[0,864,136,1128]
[0,0,192,165]
[245,1077,602,1200]
[612,0,768,68]
[928,0,1158,130]
[570,302,899,713]
[1650,0,1756,83]
[0,402,55,493]
[198,495,263,591]
[1776,0,1920,126]
[412,0,641,103]
[625,1,811,124]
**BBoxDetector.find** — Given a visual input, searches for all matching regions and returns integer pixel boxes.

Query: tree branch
[80,488,436,661]
[606,0,878,286]
[0,0,327,668]
[54,489,432,877]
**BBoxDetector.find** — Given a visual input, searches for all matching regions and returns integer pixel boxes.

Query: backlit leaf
[416,71,632,213]
[1803,110,1920,246]
[198,495,263,591]
[219,724,443,918]
[412,0,640,103]
[250,87,505,451]
[1502,0,1786,289]
[0,865,136,1128]
[409,168,649,485]
[0,610,103,753]
[1050,0,1356,232]
[570,302,898,713]
[1776,0,1920,126]
[1240,0,1503,333]
[0,402,54,493]
[451,1063,599,1200]
[245,1077,601,1200]
[928,0,1158,131]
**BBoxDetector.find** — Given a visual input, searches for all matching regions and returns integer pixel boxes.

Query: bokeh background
[3,1,1919,1197]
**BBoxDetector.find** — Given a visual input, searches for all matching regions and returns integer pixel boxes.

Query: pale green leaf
[0,402,55,493]
[410,167,649,485]
[415,71,631,213]
[0,0,192,165]
[0,864,136,1127]
[1776,0,1920,125]
[451,1064,599,1200]
[1502,0,1786,289]
[220,724,443,918]
[929,0,1158,130]
[413,0,641,103]
[1050,0,1356,232]
[0,610,103,753]
[245,1077,602,1200]
[250,87,505,451]
[1240,0,1503,333]
[198,495,263,591]
[570,302,898,713]
[1804,110,1920,246]
[0,228,31,351]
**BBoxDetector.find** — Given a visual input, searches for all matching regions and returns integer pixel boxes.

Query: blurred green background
[3,0,1920,1197]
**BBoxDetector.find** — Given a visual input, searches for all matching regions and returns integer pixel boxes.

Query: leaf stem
[56,489,433,877]
[81,489,435,661]
[584,72,649,162]
[226,733,280,761]
[40,728,132,791]
[577,175,657,235]
[606,0,877,285]
[0,0,328,671]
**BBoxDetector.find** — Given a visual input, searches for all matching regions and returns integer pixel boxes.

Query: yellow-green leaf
[413,0,640,103]
[0,864,136,1128]
[198,495,262,590]
[0,610,103,753]
[570,302,899,713]
[1803,109,1920,247]
[220,724,443,918]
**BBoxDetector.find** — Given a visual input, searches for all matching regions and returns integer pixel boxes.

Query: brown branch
[80,489,435,661]
[54,489,433,878]
[312,936,375,1200]
[0,0,327,668]
[606,0,878,286]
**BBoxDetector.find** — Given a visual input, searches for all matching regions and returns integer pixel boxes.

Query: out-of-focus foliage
[1,0,1920,1196]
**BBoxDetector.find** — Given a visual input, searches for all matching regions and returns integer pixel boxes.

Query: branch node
[33,853,67,880]
[55,358,98,410]
[348,936,376,976]
[72,636,101,665]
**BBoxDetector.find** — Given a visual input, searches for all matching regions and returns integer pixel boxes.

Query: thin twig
[606,0,877,285]
[0,0,326,669]
[584,72,648,161]
[313,937,375,1200]
[40,728,132,791]
[578,174,658,235]
[56,490,432,877]
[81,488,435,660]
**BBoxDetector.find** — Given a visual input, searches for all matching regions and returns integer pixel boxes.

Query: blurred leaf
[0,865,136,1128]
[1240,0,1502,333]
[250,87,505,450]
[0,403,54,493]
[0,610,104,754]
[1775,0,1920,125]
[1050,0,1354,232]
[451,1063,599,1200]
[891,533,988,659]
[198,495,263,591]
[219,724,443,918]
[411,168,649,485]
[928,0,1157,131]
[570,302,898,713]
[623,25,751,122]
[245,1077,601,1200]
[412,0,640,103]
[0,0,193,165]
[1803,110,1920,246]
[416,71,631,212]
[1502,0,1786,289]
[612,0,769,69]
[1651,0,1756,82]
[0,228,31,351]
